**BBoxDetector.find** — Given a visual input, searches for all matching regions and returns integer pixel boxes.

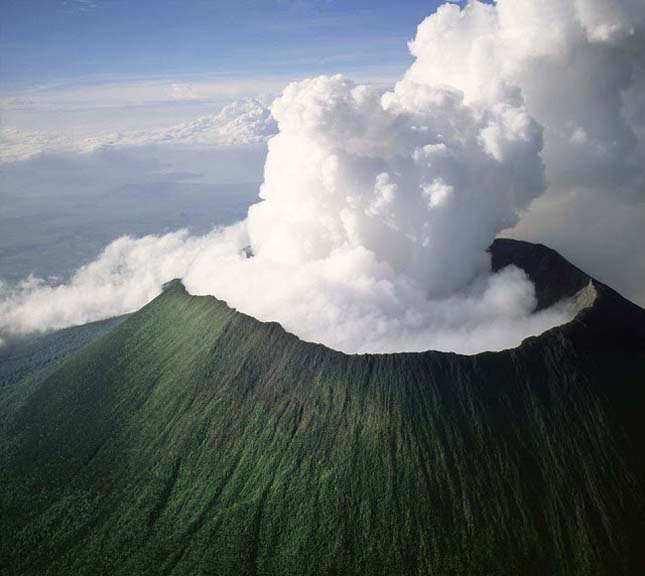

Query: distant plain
[0,146,264,284]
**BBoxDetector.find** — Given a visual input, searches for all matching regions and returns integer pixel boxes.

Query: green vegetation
[1,240,644,575]
[0,316,127,433]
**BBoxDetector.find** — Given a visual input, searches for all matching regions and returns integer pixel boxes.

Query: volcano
[1,239,644,575]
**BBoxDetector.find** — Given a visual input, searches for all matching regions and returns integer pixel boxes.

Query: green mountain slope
[1,240,644,576]
[0,316,127,433]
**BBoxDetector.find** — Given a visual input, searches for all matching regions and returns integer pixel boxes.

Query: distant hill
[1,239,644,575]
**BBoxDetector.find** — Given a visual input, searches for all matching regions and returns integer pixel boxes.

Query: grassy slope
[1,244,644,575]
[0,316,127,433]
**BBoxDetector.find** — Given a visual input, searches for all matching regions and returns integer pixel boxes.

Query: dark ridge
[490,238,600,310]
[490,238,593,309]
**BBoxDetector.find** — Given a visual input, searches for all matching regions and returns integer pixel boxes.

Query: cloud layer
[2,0,644,354]
[0,98,277,163]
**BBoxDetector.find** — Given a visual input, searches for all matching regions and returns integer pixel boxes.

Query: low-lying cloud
[1,0,643,354]
[0,226,573,354]
[0,98,277,163]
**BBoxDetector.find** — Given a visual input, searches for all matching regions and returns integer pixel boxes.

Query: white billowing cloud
[403,0,643,191]
[0,98,276,163]
[0,231,217,335]
[401,0,645,304]
[245,73,544,298]
[3,0,644,353]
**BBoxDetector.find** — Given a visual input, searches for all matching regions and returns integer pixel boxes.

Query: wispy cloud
[59,0,99,13]
[0,98,277,163]
[0,76,288,112]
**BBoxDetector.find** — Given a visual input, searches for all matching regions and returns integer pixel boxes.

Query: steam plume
[2,0,643,354]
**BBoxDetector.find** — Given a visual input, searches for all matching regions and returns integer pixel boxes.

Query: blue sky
[1,0,451,89]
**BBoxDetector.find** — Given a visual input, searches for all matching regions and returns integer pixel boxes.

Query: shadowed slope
[0,316,128,435]
[1,240,644,575]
